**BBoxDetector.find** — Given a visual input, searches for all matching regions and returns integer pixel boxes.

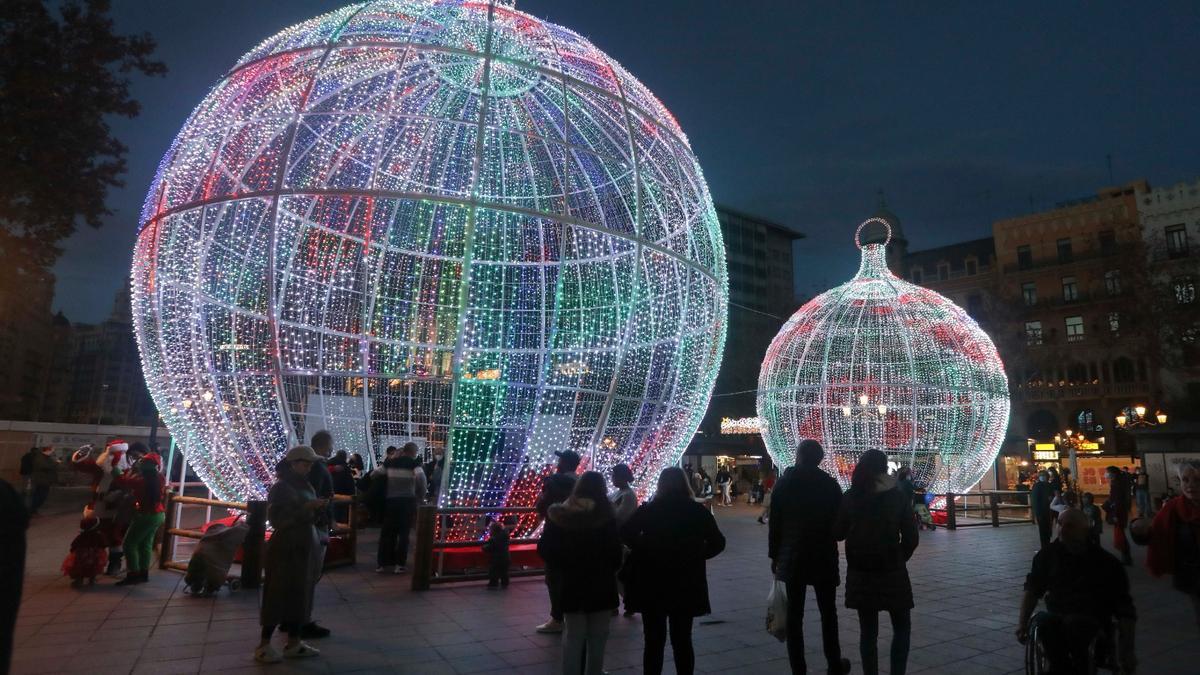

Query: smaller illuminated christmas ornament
[757,219,1009,493]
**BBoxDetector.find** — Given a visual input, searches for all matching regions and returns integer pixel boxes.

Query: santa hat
[141,452,163,470]
[105,439,129,455]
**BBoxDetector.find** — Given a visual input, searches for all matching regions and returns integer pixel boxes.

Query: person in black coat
[769,440,851,675]
[834,449,918,675]
[621,466,726,675]
[1031,471,1054,548]
[539,471,623,675]
[535,449,580,633]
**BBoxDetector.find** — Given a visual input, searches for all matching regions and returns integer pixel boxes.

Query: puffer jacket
[538,497,622,613]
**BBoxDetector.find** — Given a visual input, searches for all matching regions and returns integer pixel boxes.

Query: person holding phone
[256,446,328,663]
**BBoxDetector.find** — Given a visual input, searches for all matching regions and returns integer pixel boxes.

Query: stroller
[184,517,249,596]
[913,490,936,530]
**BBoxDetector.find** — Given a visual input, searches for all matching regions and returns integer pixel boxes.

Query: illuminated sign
[1077,442,1100,451]
[1033,450,1060,461]
[1034,443,1056,451]
[720,416,763,434]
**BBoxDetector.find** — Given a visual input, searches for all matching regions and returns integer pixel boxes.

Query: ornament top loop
[854,217,892,250]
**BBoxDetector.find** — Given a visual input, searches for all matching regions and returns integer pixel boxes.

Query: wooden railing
[925,490,1033,529]
[412,505,542,591]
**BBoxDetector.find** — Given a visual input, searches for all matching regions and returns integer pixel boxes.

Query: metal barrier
[926,490,1033,529]
[412,505,542,591]
[159,492,357,588]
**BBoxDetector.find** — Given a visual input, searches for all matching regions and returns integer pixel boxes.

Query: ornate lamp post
[1114,405,1167,429]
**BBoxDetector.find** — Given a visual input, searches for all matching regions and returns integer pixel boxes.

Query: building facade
[993,181,1156,451]
[1138,178,1200,417]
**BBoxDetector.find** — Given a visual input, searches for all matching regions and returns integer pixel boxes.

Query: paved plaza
[11,494,1200,674]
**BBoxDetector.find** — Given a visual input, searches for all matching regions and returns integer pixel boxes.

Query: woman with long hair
[835,449,919,675]
[255,446,328,663]
[539,470,623,674]
[621,466,726,675]
[112,453,166,586]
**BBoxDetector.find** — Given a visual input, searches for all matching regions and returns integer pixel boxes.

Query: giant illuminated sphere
[757,219,1008,493]
[130,0,727,518]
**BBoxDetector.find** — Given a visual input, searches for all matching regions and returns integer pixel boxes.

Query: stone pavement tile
[131,657,203,674]
[135,642,207,663]
[497,645,556,668]
[385,647,450,668]
[447,653,507,673]
[395,662,458,675]
[435,641,493,660]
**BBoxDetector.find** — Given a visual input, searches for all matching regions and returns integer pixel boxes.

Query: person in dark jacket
[482,518,510,589]
[303,430,336,639]
[1031,471,1054,548]
[29,446,60,515]
[540,471,623,675]
[769,440,851,675]
[535,449,580,633]
[326,451,356,524]
[255,446,327,664]
[834,449,918,675]
[621,466,726,675]
[371,443,427,573]
[1105,466,1134,565]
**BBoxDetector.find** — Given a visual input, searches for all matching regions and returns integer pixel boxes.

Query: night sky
[55,0,1200,323]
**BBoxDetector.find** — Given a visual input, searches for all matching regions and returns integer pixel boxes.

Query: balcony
[1012,381,1150,402]
[1003,247,1126,274]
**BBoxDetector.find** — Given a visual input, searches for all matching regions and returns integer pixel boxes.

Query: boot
[115,570,147,586]
[106,551,123,576]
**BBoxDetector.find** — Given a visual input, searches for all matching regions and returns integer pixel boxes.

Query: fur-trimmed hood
[548,497,613,530]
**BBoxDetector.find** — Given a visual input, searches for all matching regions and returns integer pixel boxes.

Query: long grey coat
[261,474,322,627]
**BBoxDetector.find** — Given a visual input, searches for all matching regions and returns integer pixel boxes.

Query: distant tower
[857,189,909,275]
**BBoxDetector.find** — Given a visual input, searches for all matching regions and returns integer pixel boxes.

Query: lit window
[1065,316,1085,342]
[1108,312,1120,333]
[1104,270,1121,296]
[1022,282,1037,306]
[1062,276,1078,302]
[1176,276,1197,304]
[1025,321,1043,345]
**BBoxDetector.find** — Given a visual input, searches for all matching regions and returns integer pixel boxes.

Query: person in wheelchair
[1016,510,1137,673]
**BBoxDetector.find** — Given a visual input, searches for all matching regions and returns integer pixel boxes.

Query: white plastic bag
[766,578,788,641]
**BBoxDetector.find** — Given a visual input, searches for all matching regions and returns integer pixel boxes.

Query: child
[1081,492,1103,545]
[62,516,109,587]
[482,517,510,589]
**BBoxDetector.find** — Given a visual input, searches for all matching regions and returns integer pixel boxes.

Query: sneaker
[394,565,407,574]
[282,641,320,658]
[375,566,386,573]
[535,619,563,633]
[254,644,282,664]
[299,622,331,639]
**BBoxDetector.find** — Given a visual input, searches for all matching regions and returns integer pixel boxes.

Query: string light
[757,219,1009,494]
[129,0,727,535]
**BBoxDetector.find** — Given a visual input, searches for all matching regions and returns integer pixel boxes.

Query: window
[967,294,983,316]
[1108,312,1120,333]
[1099,230,1116,255]
[1025,321,1043,345]
[1057,237,1073,263]
[1076,409,1095,430]
[966,259,978,276]
[1065,316,1085,342]
[937,263,949,281]
[1167,224,1189,258]
[1062,276,1078,302]
[910,268,923,283]
[1022,282,1037,306]
[1104,269,1121,296]
[1017,245,1033,270]
[1176,276,1197,304]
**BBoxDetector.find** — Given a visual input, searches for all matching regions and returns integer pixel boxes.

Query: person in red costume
[1133,459,1200,633]
[61,516,109,587]
[71,440,135,575]
[111,453,166,585]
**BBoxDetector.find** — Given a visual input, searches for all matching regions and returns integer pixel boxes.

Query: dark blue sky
[56,0,1200,322]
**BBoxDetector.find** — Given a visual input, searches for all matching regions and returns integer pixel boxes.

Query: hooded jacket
[769,464,843,585]
[834,473,918,611]
[538,496,622,613]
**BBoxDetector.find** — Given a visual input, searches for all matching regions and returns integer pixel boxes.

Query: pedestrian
[1080,492,1103,545]
[482,517,510,589]
[769,439,851,675]
[28,446,60,515]
[372,442,427,574]
[1135,466,1152,518]
[757,469,777,524]
[61,516,108,587]
[540,471,623,675]
[255,445,327,663]
[111,453,166,585]
[1105,466,1134,565]
[535,449,581,633]
[1049,490,1079,540]
[326,450,355,524]
[18,447,35,504]
[0,478,30,675]
[835,449,918,675]
[347,452,365,480]
[1136,459,1200,632]
[621,466,726,675]
[609,463,638,616]
[1031,471,1054,548]
[715,465,731,506]
[299,430,336,639]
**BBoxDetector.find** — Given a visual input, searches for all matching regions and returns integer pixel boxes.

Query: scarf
[1146,496,1200,577]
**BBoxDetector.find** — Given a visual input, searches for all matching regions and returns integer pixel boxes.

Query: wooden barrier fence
[412,505,542,591]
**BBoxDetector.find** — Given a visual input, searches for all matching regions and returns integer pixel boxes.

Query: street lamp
[1115,405,1167,429]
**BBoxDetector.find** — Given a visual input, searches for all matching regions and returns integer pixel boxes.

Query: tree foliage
[0,0,164,290]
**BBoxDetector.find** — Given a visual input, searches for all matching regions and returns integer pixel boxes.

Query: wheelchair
[1024,611,1121,674]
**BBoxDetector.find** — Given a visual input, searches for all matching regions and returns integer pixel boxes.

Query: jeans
[124,511,165,573]
[377,497,416,567]
[858,608,911,675]
[30,485,49,513]
[786,581,842,673]
[1135,489,1151,518]
[642,612,694,675]
[545,565,564,621]
[562,610,611,675]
